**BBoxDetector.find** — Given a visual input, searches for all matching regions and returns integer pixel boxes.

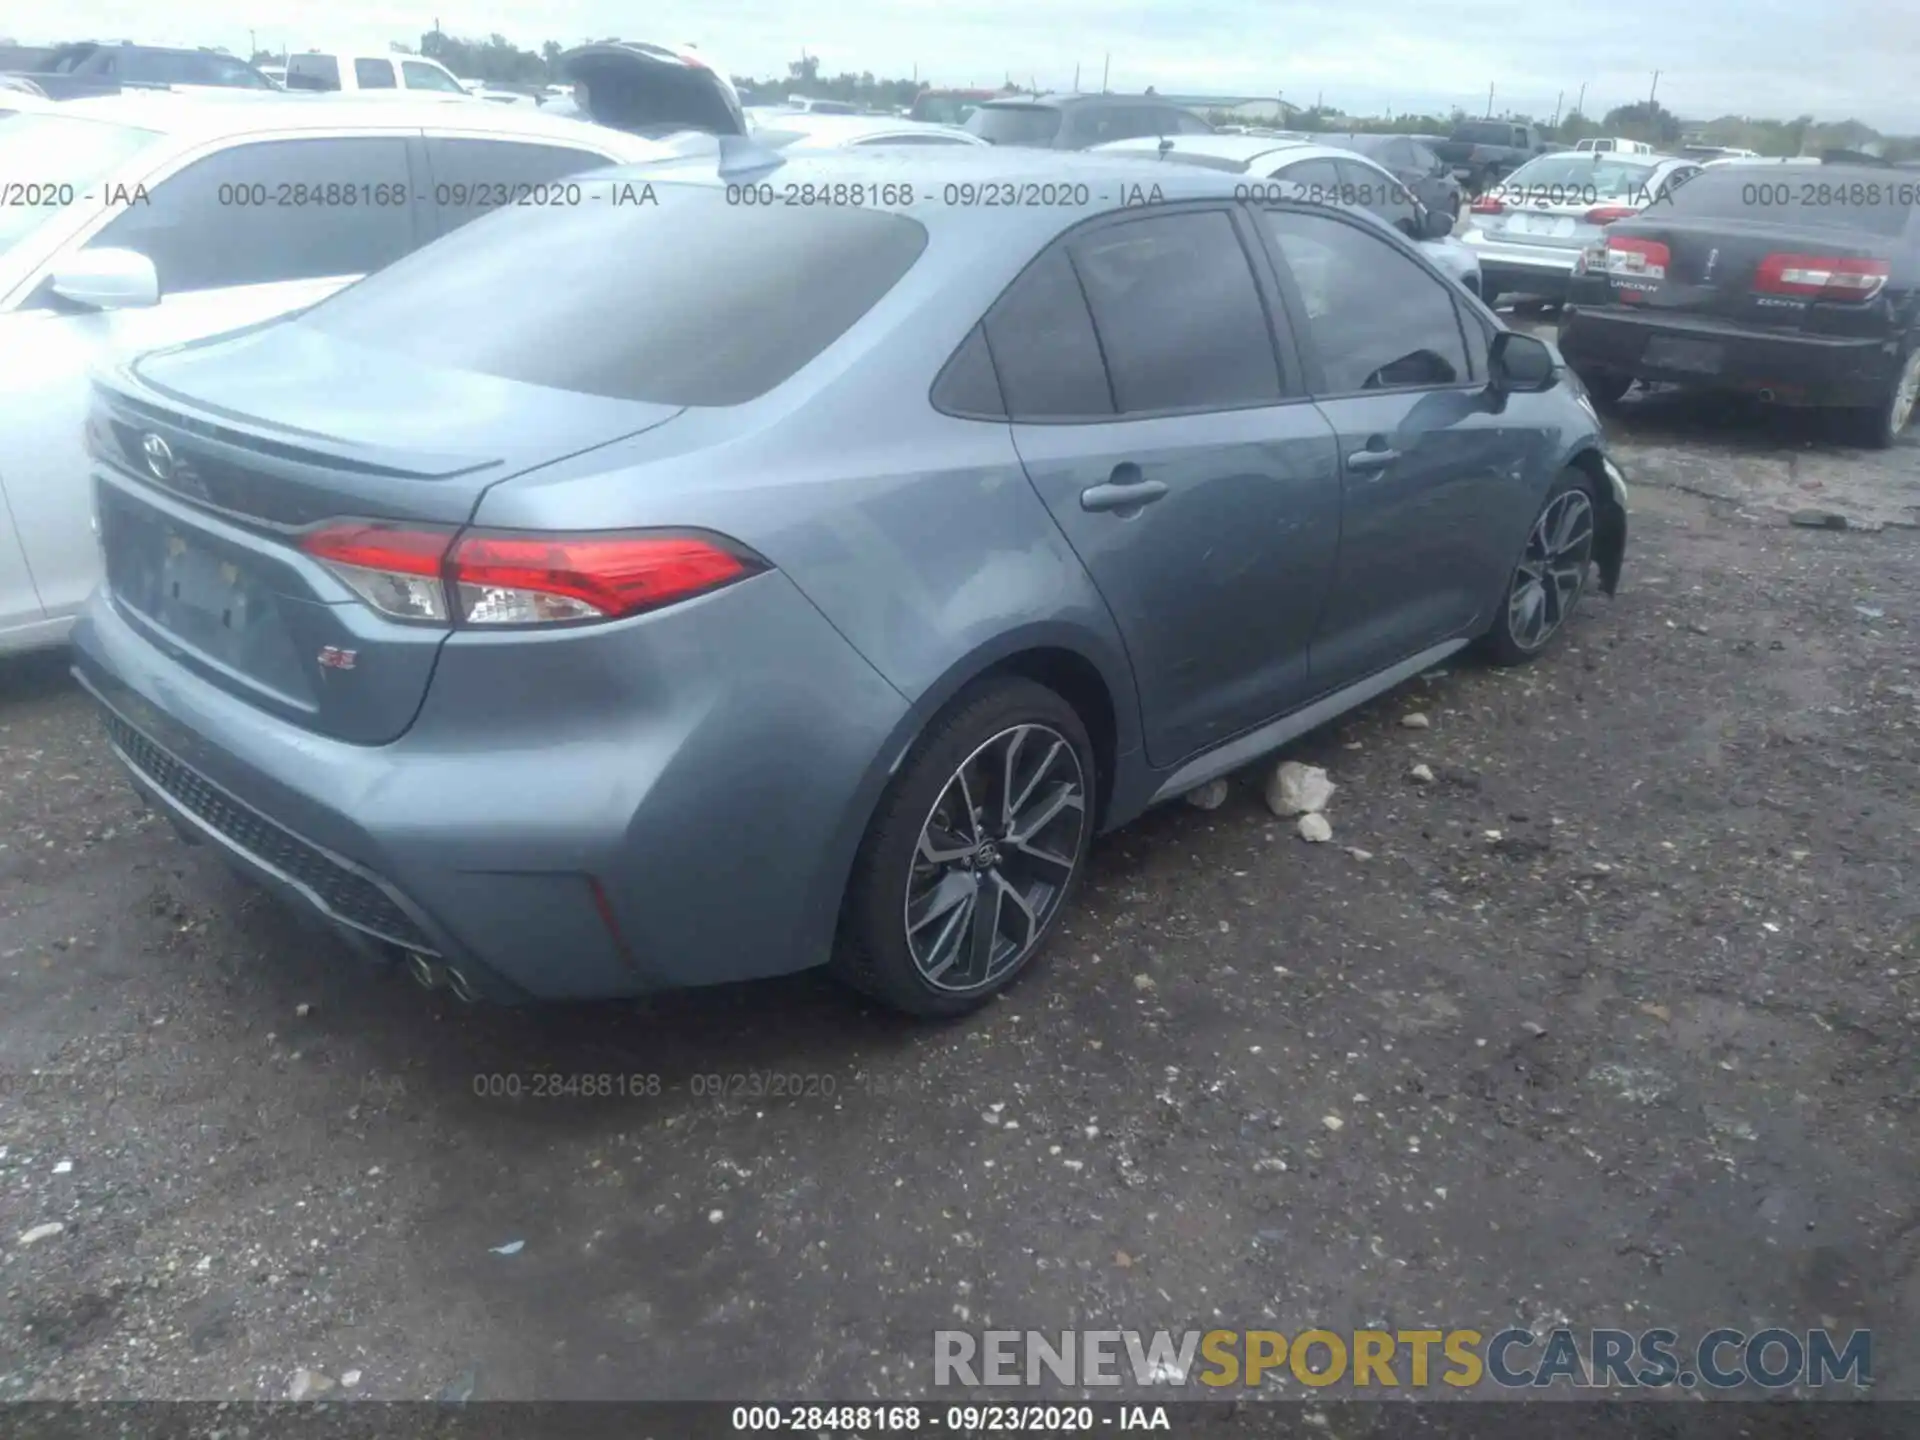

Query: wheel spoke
[954,766,981,844]
[965,876,1003,983]
[1007,736,1067,828]
[1006,837,1076,883]
[908,869,975,935]
[917,824,973,867]
[989,870,1040,954]
[919,890,976,983]
[1009,780,1083,846]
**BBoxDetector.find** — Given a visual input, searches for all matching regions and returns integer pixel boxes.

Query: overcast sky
[30,0,1920,131]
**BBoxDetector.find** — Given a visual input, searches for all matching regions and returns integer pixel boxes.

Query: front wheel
[833,677,1094,1017]
[1477,471,1599,667]
[1575,367,1634,408]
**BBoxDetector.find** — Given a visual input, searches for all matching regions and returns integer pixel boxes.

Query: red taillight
[301,522,455,622]
[1470,195,1505,215]
[1584,205,1639,225]
[299,523,762,627]
[448,532,755,625]
[1753,252,1888,301]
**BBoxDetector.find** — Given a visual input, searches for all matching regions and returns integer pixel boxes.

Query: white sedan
[1457,151,1703,306]
[0,94,671,655]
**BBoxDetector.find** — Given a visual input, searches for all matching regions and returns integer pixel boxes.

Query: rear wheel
[833,677,1094,1018]
[1844,346,1920,450]
[1477,470,1599,667]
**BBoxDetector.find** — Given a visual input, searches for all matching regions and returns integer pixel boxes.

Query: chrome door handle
[1346,448,1401,472]
[1080,479,1170,512]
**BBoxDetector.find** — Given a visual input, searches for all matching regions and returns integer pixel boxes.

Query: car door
[987,206,1344,767]
[0,134,421,619]
[421,135,626,239]
[0,482,44,641]
[354,58,398,91]
[401,60,468,95]
[1254,204,1546,690]
[1267,153,1344,203]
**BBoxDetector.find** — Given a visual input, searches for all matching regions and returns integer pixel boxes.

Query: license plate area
[1642,336,1725,374]
[1512,214,1577,237]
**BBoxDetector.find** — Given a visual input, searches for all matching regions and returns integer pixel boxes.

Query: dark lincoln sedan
[73,147,1628,1017]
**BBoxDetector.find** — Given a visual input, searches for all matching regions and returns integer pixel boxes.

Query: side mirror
[1418,205,1455,240]
[1488,330,1559,393]
[49,248,159,311]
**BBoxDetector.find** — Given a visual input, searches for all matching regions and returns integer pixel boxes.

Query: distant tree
[787,54,820,86]
[1600,100,1682,145]
[1553,110,1600,142]
[542,40,563,71]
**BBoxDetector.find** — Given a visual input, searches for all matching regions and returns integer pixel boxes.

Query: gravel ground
[0,373,1915,1404]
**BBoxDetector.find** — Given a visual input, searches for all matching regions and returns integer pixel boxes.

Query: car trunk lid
[1596,212,1898,334]
[91,325,684,745]
[551,40,746,137]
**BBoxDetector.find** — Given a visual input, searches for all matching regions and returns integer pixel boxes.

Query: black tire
[1841,345,1920,450]
[1476,470,1601,667]
[833,676,1095,1018]
[1576,367,1634,408]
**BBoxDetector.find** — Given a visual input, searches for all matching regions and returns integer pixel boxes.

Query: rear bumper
[1459,231,1578,300]
[71,570,909,1001]
[1557,307,1903,404]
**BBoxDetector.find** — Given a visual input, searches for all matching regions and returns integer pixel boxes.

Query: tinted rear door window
[287,56,340,90]
[982,245,1114,419]
[87,137,415,293]
[1263,208,1469,393]
[402,61,466,93]
[424,137,614,236]
[1334,157,1418,233]
[354,58,397,89]
[1070,209,1282,413]
[300,183,929,405]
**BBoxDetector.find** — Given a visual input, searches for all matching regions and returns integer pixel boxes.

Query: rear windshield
[1654,167,1914,236]
[965,105,1062,145]
[299,181,929,406]
[911,96,981,126]
[1454,121,1516,146]
[1503,153,1661,199]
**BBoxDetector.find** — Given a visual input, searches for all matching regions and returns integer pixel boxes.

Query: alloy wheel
[904,723,1087,993]
[1507,489,1595,651]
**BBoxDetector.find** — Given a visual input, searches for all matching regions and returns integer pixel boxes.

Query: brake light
[1753,252,1888,301]
[449,532,756,624]
[1605,236,1670,280]
[1584,205,1639,225]
[1470,195,1505,215]
[299,524,763,626]
[301,522,454,621]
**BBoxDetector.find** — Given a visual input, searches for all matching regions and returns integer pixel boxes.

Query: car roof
[16,92,658,147]
[978,92,1191,109]
[1093,133,1325,169]
[749,113,983,145]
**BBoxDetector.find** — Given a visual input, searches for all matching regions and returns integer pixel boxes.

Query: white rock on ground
[1265,761,1335,817]
[1409,763,1435,784]
[18,1223,64,1246]
[1401,712,1432,729]
[1297,813,1333,843]
[287,1369,334,1401]
[1183,778,1229,811]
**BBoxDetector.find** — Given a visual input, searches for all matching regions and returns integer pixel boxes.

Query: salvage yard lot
[1,356,1916,1401]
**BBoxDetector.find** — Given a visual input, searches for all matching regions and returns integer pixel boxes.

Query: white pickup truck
[1573,136,1654,154]
[284,51,472,97]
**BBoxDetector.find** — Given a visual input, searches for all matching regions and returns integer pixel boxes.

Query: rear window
[911,96,981,126]
[1654,167,1914,237]
[1502,153,1661,200]
[1454,121,1515,146]
[966,105,1063,145]
[299,182,929,406]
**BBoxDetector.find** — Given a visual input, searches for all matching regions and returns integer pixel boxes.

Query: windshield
[1502,153,1661,200]
[965,105,1062,145]
[299,180,929,406]
[0,111,159,259]
[911,96,981,126]
[1654,167,1912,237]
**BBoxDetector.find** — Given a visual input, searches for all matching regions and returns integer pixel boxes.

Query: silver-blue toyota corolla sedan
[71,145,1629,1017]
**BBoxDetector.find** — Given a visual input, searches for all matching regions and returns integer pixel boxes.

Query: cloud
[30,0,1919,130]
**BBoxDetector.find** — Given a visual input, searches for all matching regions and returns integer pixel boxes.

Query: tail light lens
[1584,205,1639,225]
[1470,195,1506,215]
[299,523,764,627]
[1753,252,1888,301]
[1605,236,1670,279]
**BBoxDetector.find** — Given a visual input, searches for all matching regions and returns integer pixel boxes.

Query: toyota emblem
[141,433,175,482]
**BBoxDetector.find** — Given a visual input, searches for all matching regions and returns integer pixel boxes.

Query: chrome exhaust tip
[444,967,481,1004]
[405,951,442,990]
